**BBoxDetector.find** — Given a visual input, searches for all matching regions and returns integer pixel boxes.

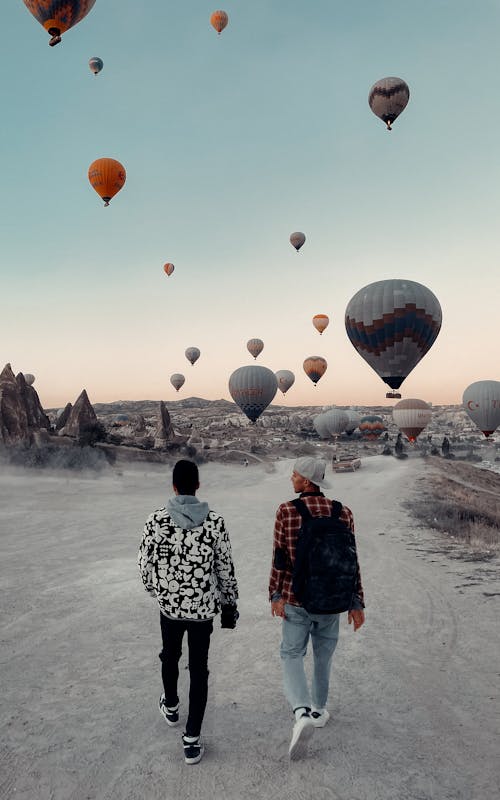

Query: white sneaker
[289,713,314,759]
[311,709,330,727]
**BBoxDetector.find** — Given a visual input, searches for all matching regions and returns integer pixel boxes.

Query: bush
[78,421,107,448]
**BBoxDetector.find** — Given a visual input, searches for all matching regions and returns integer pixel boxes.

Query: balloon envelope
[359,415,386,440]
[313,413,331,439]
[313,314,329,335]
[210,10,228,33]
[22,0,97,45]
[345,279,442,392]
[247,338,264,359]
[463,380,500,437]
[290,232,306,251]
[303,356,327,385]
[163,263,175,276]
[368,77,410,130]
[345,408,361,434]
[170,373,185,392]
[275,370,295,394]
[229,365,277,423]
[23,373,35,386]
[89,57,103,75]
[185,347,201,366]
[88,158,126,206]
[323,409,349,436]
[393,398,432,443]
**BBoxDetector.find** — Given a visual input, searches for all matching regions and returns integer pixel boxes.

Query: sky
[1,1,499,410]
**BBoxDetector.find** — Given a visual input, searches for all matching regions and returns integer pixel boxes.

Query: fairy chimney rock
[155,401,174,442]
[60,390,97,437]
[0,363,30,446]
[55,403,73,431]
[16,372,50,431]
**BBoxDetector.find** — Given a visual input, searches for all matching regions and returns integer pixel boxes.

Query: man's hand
[348,609,365,631]
[271,598,286,618]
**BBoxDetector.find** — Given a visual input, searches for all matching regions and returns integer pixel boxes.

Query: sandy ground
[1,456,499,800]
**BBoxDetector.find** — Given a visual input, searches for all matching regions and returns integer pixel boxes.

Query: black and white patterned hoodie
[138,495,238,621]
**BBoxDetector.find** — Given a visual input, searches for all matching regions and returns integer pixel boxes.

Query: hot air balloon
[303,356,327,386]
[23,373,35,386]
[210,10,228,34]
[170,373,185,392]
[463,381,500,438]
[368,77,410,130]
[345,279,442,399]
[89,57,103,75]
[275,370,295,394]
[228,365,278,423]
[88,158,126,206]
[313,413,331,439]
[344,408,361,434]
[313,314,329,335]
[324,409,349,436]
[22,0,97,46]
[359,415,386,440]
[185,347,201,366]
[290,232,306,252]
[163,263,175,276]
[392,398,432,443]
[247,338,264,360]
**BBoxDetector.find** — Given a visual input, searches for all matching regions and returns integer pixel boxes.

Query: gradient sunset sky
[1,1,499,409]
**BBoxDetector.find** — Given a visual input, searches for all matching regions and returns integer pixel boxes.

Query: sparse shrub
[3,443,108,471]
[78,421,107,448]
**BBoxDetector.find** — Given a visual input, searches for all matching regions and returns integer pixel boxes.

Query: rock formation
[59,390,97,438]
[55,403,72,432]
[0,363,50,447]
[154,401,175,447]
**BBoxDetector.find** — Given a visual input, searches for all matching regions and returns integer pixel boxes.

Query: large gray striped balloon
[345,279,442,392]
[229,365,278,423]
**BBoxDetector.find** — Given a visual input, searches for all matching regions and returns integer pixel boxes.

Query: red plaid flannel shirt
[268,492,364,609]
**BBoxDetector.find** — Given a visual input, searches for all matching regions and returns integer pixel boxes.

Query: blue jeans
[280,604,340,712]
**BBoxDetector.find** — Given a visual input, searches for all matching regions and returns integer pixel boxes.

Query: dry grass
[408,458,500,556]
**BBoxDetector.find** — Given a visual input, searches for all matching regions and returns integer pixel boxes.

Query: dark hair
[172,459,199,495]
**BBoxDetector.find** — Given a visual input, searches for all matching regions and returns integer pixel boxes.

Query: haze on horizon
[1,2,498,411]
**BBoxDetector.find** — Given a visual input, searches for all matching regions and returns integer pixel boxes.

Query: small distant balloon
[23,373,35,386]
[210,10,228,34]
[303,356,327,386]
[463,380,500,438]
[359,415,386,440]
[247,338,264,360]
[229,365,278,423]
[290,232,306,252]
[275,370,295,394]
[312,314,329,335]
[392,398,432,443]
[88,158,126,206]
[170,374,185,392]
[22,0,97,46]
[185,347,201,366]
[164,263,175,276]
[368,77,410,130]
[89,57,103,75]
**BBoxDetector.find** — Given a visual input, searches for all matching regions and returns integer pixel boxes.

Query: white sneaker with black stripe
[289,708,314,759]
[158,694,179,727]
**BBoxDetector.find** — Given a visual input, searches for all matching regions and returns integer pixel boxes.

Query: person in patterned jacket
[269,457,365,759]
[138,459,238,765]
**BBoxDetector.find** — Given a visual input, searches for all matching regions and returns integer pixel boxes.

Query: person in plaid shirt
[269,457,365,758]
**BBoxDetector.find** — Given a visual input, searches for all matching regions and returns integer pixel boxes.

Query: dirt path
[1,459,499,799]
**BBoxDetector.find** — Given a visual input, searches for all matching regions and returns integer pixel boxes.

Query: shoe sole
[311,712,330,728]
[289,721,314,760]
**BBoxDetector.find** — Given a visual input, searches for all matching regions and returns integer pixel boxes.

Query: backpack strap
[330,500,343,519]
[291,498,312,520]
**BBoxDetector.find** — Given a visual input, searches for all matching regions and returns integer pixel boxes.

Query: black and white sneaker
[158,694,179,727]
[182,734,204,765]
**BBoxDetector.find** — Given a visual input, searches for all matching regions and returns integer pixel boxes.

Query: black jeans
[159,613,213,737]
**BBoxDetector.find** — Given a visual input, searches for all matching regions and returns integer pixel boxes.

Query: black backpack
[291,499,358,614]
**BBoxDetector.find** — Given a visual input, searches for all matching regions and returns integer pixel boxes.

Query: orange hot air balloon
[303,356,327,386]
[22,0,97,46]
[312,314,329,335]
[210,10,228,34]
[164,263,175,276]
[88,158,126,206]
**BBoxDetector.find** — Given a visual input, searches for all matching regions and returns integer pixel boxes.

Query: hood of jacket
[166,495,210,529]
